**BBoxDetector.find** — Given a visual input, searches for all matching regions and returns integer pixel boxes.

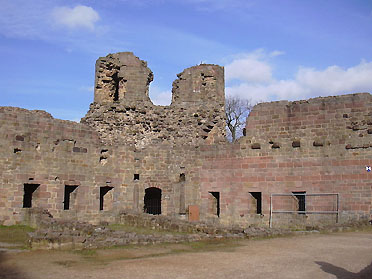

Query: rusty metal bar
[272,211,339,214]
[269,194,273,228]
[270,193,339,228]
[272,193,337,196]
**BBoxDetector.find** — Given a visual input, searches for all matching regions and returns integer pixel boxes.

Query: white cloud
[226,58,372,104]
[149,85,172,105]
[79,86,94,93]
[0,1,108,53]
[225,49,281,83]
[152,91,172,106]
[225,56,272,83]
[296,61,372,94]
[269,50,285,57]
[52,5,100,31]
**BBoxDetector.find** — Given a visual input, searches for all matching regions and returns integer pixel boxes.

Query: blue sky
[1,0,372,121]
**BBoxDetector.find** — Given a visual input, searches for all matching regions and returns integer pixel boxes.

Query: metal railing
[269,193,339,228]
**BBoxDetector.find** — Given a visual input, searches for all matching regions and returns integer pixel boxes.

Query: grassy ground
[0,225,34,244]
[0,225,35,249]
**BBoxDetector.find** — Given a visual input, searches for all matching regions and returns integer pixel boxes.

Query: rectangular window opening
[63,185,78,210]
[292,191,306,214]
[100,186,114,211]
[250,192,262,214]
[23,184,40,208]
[134,174,140,180]
[179,173,185,182]
[209,191,220,217]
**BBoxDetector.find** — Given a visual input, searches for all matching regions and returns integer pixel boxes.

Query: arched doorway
[144,187,161,215]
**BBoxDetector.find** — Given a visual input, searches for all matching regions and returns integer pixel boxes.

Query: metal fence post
[269,194,273,228]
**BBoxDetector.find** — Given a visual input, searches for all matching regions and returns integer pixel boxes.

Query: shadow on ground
[316,261,372,279]
[0,252,29,279]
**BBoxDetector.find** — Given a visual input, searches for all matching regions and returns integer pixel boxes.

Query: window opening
[292,141,301,148]
[134,174,140,180]
[250,192,262,214]
[179,173,185,182]
[292,191,306,213]
[209,191,220,217]
[144,187,162,215]
[100,186,114,210]
[112,72,120,102]
[23,184,40,208]
[63,185,78,210]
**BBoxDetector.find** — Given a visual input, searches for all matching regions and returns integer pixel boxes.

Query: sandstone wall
[197,93,372,227]
[0,106,204,225]
[1,50,371,229]
[1,93,371,228]
[82,52,226,147]
[245,93,372,151]
[94,52,153,104]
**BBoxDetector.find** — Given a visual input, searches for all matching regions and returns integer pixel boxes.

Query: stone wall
[93,52,153,104]
[82,52,226,147]
[245,93,372,151]
[198,93,372,227]
[0,106,206,225]
[0,51,371,229]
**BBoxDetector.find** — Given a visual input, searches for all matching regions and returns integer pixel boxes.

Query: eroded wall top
[171,64,225,106]
[83,52,226,147]
[94,52,153,104]
[244,93,372,153]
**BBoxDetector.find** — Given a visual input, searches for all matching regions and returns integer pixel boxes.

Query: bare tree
[225,95,253,142]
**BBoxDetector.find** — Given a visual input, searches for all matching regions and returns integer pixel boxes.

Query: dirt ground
[1,231,372,279]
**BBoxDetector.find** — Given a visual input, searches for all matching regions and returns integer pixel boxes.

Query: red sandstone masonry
[198,93,372,226]
[1,55,371,229]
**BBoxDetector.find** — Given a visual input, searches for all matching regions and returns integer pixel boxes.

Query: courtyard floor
[1,231,372,279]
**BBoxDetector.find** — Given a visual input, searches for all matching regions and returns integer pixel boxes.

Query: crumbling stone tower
[82,52,226,147]
[94,52,154,104]
[171,64,225,106]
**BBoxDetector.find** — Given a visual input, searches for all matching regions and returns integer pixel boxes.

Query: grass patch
[0,225,35,247]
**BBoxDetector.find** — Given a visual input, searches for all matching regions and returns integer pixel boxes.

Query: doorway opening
[144,187,161,215]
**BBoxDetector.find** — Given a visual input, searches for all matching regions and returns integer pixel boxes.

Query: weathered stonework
[82,52,226,147]
[0,52,371,229]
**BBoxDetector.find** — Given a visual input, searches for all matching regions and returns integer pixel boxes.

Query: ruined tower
[171,64,225,106]
[94,52,154,105]
[82,52,226,147]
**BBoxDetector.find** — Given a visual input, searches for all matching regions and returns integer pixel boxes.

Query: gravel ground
[1,231,372,279]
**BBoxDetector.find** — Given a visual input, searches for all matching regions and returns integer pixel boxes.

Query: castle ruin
[0,52,371,228]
